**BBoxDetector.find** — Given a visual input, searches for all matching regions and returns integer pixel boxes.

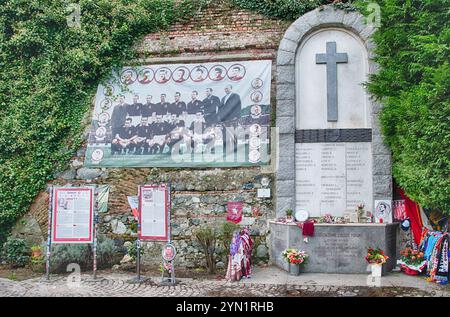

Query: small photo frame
[374,200,393,223]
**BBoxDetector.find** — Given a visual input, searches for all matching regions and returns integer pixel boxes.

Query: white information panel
[52,187,94,243]
[139,185,169,241]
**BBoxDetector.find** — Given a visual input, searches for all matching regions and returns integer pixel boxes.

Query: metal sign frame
[51,187,95,244]
[138,184,169,241]
[134,183,175,284]
[45,185,99,281]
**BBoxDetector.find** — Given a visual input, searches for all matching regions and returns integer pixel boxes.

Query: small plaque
[257,188,271,198]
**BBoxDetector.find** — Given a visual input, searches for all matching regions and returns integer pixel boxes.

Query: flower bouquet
[398,247,426,275]
[365,247,389,277]
[282,248,308,276]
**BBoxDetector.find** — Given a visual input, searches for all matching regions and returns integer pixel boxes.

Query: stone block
[56,169,76,180]
[110,219,127,235]
[278,38,298,53]
[76,167,102,180]
[277,49,295,66]
[276,116,295,134]
[276,99,295,117]
[276,179,295,198]
[373,175,393,197]
[373,155,392,175]
[277,133,295,158]
[256,244,268,258]
[316,7,345,26]
[276,156,295,181]
[342,11,360,29]
[276,65,295,84]
[276,196,295,217]
[372,134,391,155]
[276,83,295,101]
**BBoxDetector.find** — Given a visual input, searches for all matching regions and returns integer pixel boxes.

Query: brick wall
[138,1,289,56]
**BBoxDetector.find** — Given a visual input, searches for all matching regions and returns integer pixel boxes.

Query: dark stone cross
[316,41,348,122]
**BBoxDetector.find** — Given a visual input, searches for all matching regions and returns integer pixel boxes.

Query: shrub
[217,221,240,258]
[97,235,123,269]
[2,238,30,268]
[194,225,217,274]
[29,255,46,273]
[124,240,143,262]
[356,0,450,212]
[49,243,91,273]
[49,235,121,273]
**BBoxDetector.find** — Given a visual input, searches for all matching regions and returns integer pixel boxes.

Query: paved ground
[0,266,448,297]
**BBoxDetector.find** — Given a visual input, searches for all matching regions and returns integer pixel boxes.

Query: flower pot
[370,263,382,277]
[289,263,300,276]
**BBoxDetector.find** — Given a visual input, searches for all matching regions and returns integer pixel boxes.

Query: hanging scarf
[398,188,423,245]
[427,233,445,281]
[230,231,241,256]
[226,231,243,282]
[393,200,407,221]
[435,234,448,284]
[240,228,253,277]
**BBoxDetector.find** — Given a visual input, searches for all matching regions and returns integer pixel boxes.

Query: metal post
[136,238,141,281]
[93,186,98,280]
[136,185,142,282]
[168,183,175,284]
[45,185,53,281]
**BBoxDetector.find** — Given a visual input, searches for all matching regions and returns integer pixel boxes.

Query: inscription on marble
[295,142,372,216]
[314,232,363,267]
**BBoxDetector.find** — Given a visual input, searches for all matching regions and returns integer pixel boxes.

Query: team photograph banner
[51,187,94,244]
[139,185,169,241]
[85,60,272,167]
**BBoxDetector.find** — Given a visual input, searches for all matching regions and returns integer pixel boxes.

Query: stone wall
[12,1,287,270]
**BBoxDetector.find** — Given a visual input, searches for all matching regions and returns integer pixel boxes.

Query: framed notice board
[138,185,169,241]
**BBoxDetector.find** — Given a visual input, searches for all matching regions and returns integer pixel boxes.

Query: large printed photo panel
[85,60,272,167]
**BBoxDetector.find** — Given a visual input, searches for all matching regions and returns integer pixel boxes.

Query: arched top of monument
[277,6,376,67]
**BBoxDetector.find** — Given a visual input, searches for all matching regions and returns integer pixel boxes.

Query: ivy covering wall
[0,0,210,241]
[356,0,449,212]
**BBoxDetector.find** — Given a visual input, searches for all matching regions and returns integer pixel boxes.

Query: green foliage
[50,235,121,272]
[124,240,143,262]
[217,221,239,257]
[49,243,91,273]
[194,225,217,274]
[97,235,122,267]
[29,255,46,273]
[0,0,209,242]
[231,0,340,20]
[2,237,30,268]
[285,208,294,217]
[357,0,450,212]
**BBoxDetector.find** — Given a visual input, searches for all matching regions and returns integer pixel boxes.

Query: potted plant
[285,209,294,222]
[365,247,389,277]
[399,247,426,275]
[282,248,308,276]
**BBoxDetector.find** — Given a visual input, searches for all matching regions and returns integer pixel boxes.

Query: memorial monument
[271,8,396,273]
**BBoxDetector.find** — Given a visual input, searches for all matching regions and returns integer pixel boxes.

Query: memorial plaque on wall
[139,185,169,241]
[52,188,94,243]
[295,142,372,217]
